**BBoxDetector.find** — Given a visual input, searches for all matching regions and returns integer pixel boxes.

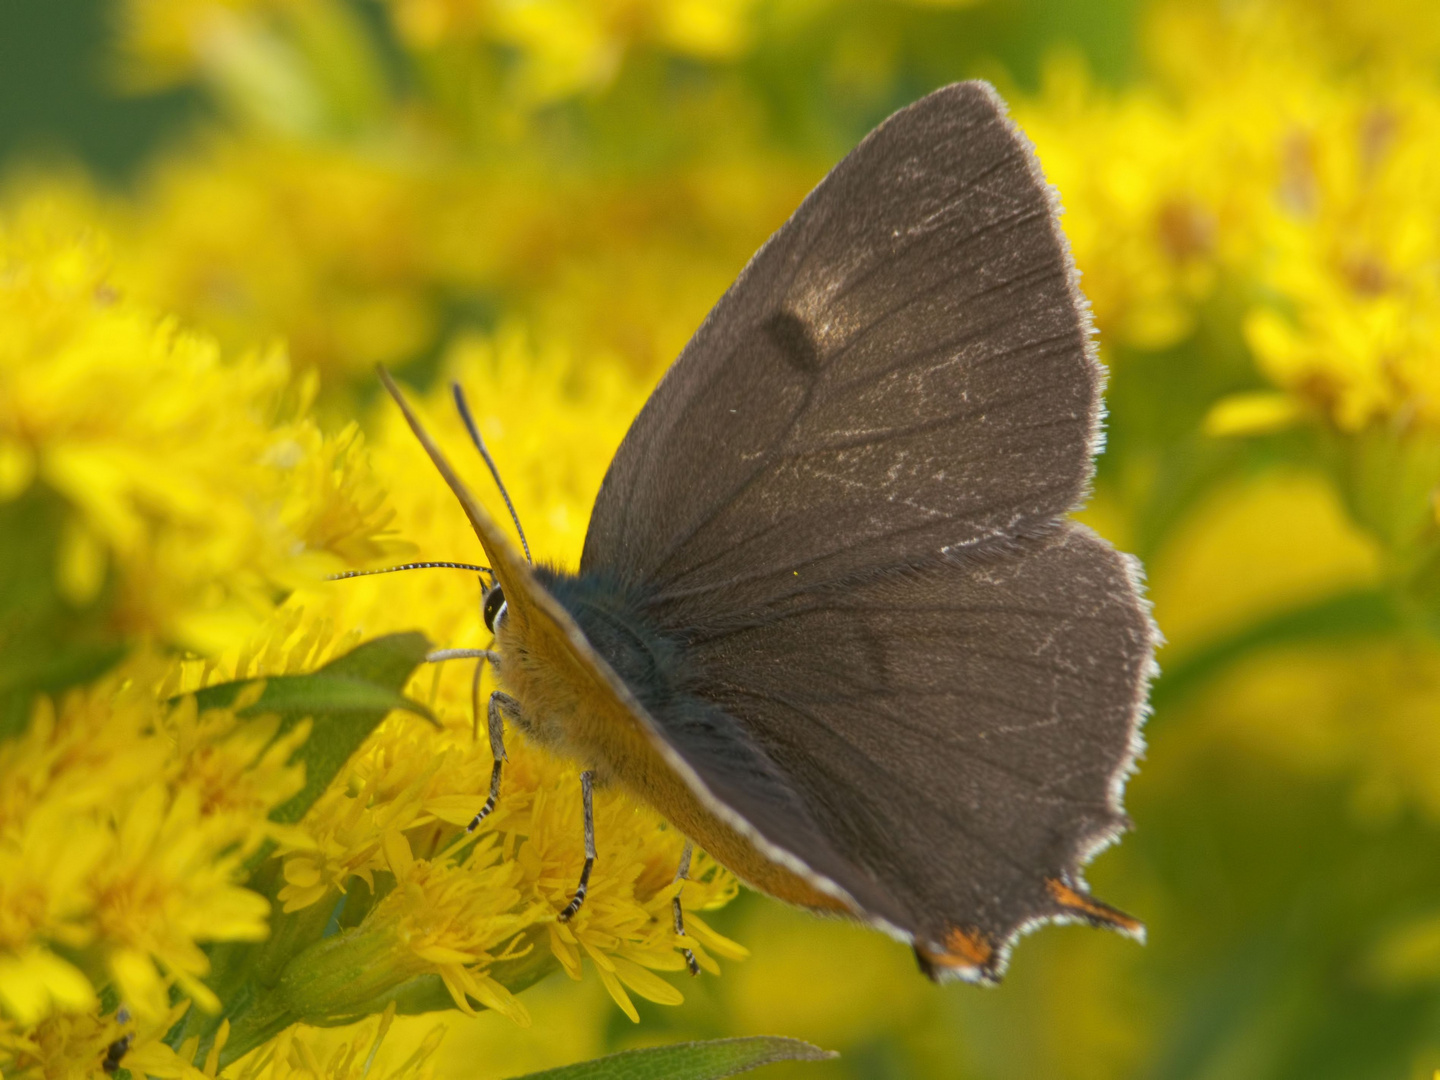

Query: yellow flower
[0,950,96,1030]
[114,0,288,91]
[1150,0,1440,81]
[0,196,403,654]
[525,776,743,1022]
[94,787,271,1017]
[158,694,312,853]
[1241,80,1440,431]
[116,126,811,389]
[1129,1,1440,432]
[1016,49,1273,351]
[122,138,437,382]
[0,668,316,1025]
[231,1006,446,1080]
[0,1000,199,1080]
[236,333,742,1026]
[273,720,498,914]
[481,0,758,101]
[376,831,534,1024]
[119,0,760,100]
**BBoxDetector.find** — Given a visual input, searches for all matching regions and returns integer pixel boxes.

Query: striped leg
[558,771,596,922]
[672,841,700,976]
[466,691,521,832]
[424,647,502,741]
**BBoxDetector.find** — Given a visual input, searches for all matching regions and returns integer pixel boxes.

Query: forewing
[582,81,1101,625]
[677,524,1156,980]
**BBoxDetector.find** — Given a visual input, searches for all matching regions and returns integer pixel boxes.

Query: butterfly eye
[482,584,506,633]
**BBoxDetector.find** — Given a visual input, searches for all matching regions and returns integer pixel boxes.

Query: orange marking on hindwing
[1046,878,1143,935]
[916,924,995,974]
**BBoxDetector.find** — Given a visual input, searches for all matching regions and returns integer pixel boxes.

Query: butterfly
[364,80,1157,984]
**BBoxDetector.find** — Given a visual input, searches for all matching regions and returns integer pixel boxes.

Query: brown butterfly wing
[581,81,1104,628]
[577,82,1156,976]
[683,525,1155,978]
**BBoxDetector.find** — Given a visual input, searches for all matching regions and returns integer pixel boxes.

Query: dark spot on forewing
[763,309,822,373]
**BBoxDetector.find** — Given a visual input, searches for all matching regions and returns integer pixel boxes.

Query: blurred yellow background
[5,0,1440,1077]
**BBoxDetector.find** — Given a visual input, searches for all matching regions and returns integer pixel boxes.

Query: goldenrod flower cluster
[1017,0,1440,438]
[0,198,401,652]
[0,674,295,1025]
[0,203,743,1079]
[97,0,1440,443]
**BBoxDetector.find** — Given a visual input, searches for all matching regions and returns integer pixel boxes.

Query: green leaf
[0,484,127,740]
[1328,426,1440,558]
[506,1037,837,1080]
[188,632,433,823]
[1151,588,1409,716]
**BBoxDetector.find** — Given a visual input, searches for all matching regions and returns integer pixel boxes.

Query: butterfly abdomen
[522,569,783,786]
[504,567,855,912]
[513,568,683,770]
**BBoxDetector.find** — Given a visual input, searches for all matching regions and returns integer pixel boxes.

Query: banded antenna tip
[451,382,532,565]
[328,561,492,581]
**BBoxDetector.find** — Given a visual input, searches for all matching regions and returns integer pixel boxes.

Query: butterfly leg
[558,770,596,922]
[466,691,521,833]
[426,647,502,665]
[671,840,701,976]
[423,648,503,741]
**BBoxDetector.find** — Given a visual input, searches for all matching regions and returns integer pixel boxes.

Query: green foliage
[0,485,125,741]
[507,1037,834,1080]
[182,634,436,1063]
[191,632,435,824]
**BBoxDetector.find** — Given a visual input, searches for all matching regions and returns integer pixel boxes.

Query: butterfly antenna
[451,382,532,564]
[328,561,492,582]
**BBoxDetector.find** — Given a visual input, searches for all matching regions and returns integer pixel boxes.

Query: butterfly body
[493,567,854,910]
[382,79,1158,984]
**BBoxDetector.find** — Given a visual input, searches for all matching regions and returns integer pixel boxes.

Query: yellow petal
[0,947,96,1024]
[438,966,478,1016]
[280,882,331,913]
[268,825,318,852]
[593,962,639,1023]
[682,914,750,960]
[232,680,268,712]
[57,514,107,605]
[580,940,617,973]
[382,830,414,880]
[423,795,490,825]
[610,957,683,1006]
[1204,391,1303,437]
[196,886,271,939]
[118,784,167,859]
[126,1041,206,1079]
[414,944,478,965]
[204,1018,231,1076]
[0,437,36,499]
[547,924,582,980]
[283,858,323,888]
[110,947,169,1019]
[466,972,532,1028]
[170,968,222,1015]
